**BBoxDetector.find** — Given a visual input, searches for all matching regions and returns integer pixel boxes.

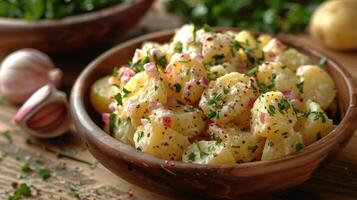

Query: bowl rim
[0,0,151,28]
[71,28,357,172]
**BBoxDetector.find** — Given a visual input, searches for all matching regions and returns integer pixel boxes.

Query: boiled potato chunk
[256,61,300,97]
[134,122,190,160]
[251,91,297,138]
[90,76,120,114]
[235,30,258,49]
[164,53,208,105]
[107,113,136,146]
[201,32,235,64]
[182,141,236,165]
[263,38,286,61]
[310,0,357,50]
[296,65,336,109]
[122,71,168,126]
[262,130,303,161]
[208,63,236,80]
[276,48,310,71]
[295,100,334,146]
[199,72,259,124]
[149,106,206,137]
[257,34,272,48]
[208,123,265,163]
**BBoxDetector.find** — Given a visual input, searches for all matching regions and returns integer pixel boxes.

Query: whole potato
[310,0,357,50]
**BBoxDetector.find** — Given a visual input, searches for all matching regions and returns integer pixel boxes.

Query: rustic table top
[0,6,357,200]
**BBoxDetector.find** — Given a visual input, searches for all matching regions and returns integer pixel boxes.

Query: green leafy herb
[313,111,326,123]
[267,73,277,89]
[203,24,213,32]
[207,110,218,119]
[8,183,32,200]
[187,152,196,161]
[257,82,267,93]
[38,168,51,180]
[21,163,32,172]
[1,130,12,143]
[223,87,230,94]
[173,83,182,93]
[109,113,118,136]
[248,145,258,153]
[267,105,275,116]
[208,93,222,105]
[114,93,122,106]
[318,58,327,69]
[196,142,208,157]
[153,54,168,69]
[295,143,303,151]
[173,41,183,53]
[277,98,290,114]
[296,81,304,93]
[61,146,77,155]
[112,67,119,77]
[136,131,144,143]
[122,87,131,97]
[245,66,259,76]
[316,132,322,140]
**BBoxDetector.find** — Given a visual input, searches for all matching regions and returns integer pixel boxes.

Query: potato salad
[90,24,337,165]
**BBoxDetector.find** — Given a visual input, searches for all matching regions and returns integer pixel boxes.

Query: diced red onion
[260,112,266,124]
[102,113,110,124]
[144,62,158,78]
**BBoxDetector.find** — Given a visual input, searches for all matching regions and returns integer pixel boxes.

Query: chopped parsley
[8,183,32,200]
[153,54,168,69]
[207,145,216,152]
[112,67,119,77]
[154,85,159,91]
[21,163,32,172]
[38,168,51,180]
[302,109,311,118]
[187,152,196,161]
[136,131,144,143]
[1,130,12,143]
[316,132,322,140]
[313,111,326,123]
[248,145,258,153]
[318,58,327,69]
[295,143,303,151]
[257,82,267,93]
[245,66,259,76]
[267,73,277,89]
[223,87,230,94]
[267,105,276,116]
[277,98,290,114]
[122,88,131,97]
[208,93,222,105]
[173,41,183,53]
[203,24,213,32]
[212,54,225,64]
[296,81,304,93]
[173,83,182,93]
[207,110,218,119]
[109,113,118,136]
[114,93,122,106]
[196,143,209,157]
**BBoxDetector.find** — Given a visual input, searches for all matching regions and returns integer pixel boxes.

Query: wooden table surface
[0,6,357,200]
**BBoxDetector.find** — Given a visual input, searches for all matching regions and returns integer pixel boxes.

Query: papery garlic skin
[13,84,71,138]
[0,48,63,103]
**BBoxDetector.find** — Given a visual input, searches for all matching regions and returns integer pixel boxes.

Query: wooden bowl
[0,0,153,53]
[70,29,357,199]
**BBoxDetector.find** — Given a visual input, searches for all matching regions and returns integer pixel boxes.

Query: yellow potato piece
[90,76,119,114]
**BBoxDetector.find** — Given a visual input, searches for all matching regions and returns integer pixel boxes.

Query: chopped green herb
[248,145,258,153]
[8,183,32,200]
[112,67,119,77]
[223,87,230,94]
[173,83,182,93]
[136,131,144,143]
[296,81,304,93]
[38,168,51,180]
[295,143,303,151]
[187,152,196,161]
[21,163,32,172]
[173,41,183,53]
[245,66,259,76]
[316,132,322,141]
[277,98,291,114]
[188,107,196,112]
[257,82,267,93]
[122,87,131,97]
[1,130,12,143]
[313,111,326,123]
[207,145,215,152]
[153,54,168,69]
[109,113,118,136]
[207,110,218,119]
[267,105,275,116]
[302,109,311,118]
[318,58,327,69]
[177,100,185,105]
[212,54,225,62]
[203,24,213,32]
[136,147,142,151]
[208,93,222,105]
[196,142,208,157]
[61,146,77,155]
[267,73,277,89]
[233,41,245,50]
[154,85,159,91]
[114,93,122,106]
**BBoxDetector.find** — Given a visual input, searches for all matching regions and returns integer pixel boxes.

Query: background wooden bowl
[70,29,357,199]
[0,0,154,53]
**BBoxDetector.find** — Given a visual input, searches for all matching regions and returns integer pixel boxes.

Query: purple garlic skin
[0,48,63,104]
[13,84,71,138]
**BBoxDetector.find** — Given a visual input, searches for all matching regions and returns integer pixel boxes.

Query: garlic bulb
[0,48,63,104]
[13,84,71,138]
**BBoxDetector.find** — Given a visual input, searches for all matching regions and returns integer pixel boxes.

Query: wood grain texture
[70,29,357,199]
[0,0,154,53]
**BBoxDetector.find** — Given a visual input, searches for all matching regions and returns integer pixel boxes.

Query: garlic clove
[0,48,63,104]
[13,84,71,138]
